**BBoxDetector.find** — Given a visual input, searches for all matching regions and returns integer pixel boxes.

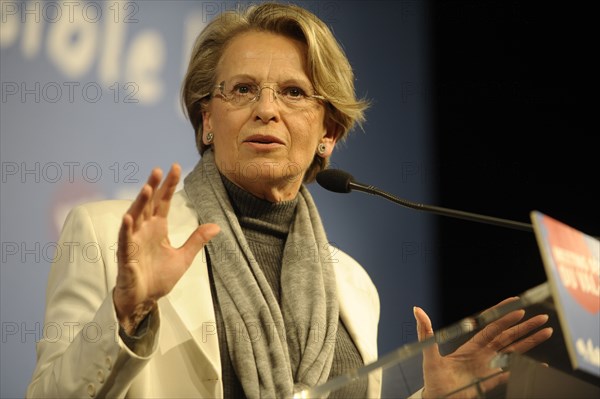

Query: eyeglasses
[208,80,326,109]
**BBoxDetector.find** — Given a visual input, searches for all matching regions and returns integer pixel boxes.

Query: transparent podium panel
[294,283,600,398]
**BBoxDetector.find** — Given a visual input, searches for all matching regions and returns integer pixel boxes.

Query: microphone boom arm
[316,168,599,238]
[349,181,534,233]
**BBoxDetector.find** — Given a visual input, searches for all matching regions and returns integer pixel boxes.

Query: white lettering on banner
[1,1,164,105]
[47,6,98,78]
[576,338,600,368]
[125,30,164,105]
[553,246,600,297]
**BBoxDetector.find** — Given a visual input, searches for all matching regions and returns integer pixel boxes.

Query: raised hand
[113,164,220,334]
[414,297,553,398]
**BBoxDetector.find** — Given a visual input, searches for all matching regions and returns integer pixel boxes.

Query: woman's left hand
[414,297,553,398]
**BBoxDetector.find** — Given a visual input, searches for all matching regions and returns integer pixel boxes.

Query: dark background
[430,0,597,326]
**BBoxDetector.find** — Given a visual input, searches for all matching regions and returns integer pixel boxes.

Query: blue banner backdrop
[0,1,435,396]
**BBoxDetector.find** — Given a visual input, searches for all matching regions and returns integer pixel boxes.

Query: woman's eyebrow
[225,73,312,85]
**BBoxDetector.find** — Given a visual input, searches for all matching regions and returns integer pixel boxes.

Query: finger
[502,326,553,354]
[478,296,520,321]
[180,223,221,264]
[127,168,161,227]
[117,213,134,264]
[414,306,442,363]
[143,168,163,220]
[492,296,520,308]
[128,184,152,231]
[155,163,181,218]
[151,164,171,204]
[474,309,525,348]
[489,314,549,351]
[414,306,433,342]
[148,167,163,184]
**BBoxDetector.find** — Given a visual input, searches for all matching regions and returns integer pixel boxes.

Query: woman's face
[202,30,336,201]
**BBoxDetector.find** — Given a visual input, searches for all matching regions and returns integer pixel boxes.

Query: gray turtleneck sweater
[207,175,366,398]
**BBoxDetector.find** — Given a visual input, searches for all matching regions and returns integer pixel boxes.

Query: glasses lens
[219,82,256,106]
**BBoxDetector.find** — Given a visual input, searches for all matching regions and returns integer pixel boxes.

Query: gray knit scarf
[183,149,339,399]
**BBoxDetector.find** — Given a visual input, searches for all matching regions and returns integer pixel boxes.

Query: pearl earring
[317,143,326,155]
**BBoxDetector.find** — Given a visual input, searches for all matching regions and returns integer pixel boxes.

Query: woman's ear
[317,125,340,157]
[201,110,213,145]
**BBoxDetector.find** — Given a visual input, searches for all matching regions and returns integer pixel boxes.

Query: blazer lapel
[158,193,221,378]
[335,256,379,364]
[334,250,382,397]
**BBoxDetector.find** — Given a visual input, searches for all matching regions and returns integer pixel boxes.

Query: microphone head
[316,169,354,193]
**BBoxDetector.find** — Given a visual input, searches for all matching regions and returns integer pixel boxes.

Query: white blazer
[26,190,381,398]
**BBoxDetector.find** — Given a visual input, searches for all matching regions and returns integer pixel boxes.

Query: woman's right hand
[113,164,220,335]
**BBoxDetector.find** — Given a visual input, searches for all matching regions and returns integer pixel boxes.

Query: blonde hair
[181,2,369,182]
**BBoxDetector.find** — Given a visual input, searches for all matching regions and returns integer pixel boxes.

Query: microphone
[316,168,534,233]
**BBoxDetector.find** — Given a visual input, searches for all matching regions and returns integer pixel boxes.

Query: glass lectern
[295,282,600,398]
